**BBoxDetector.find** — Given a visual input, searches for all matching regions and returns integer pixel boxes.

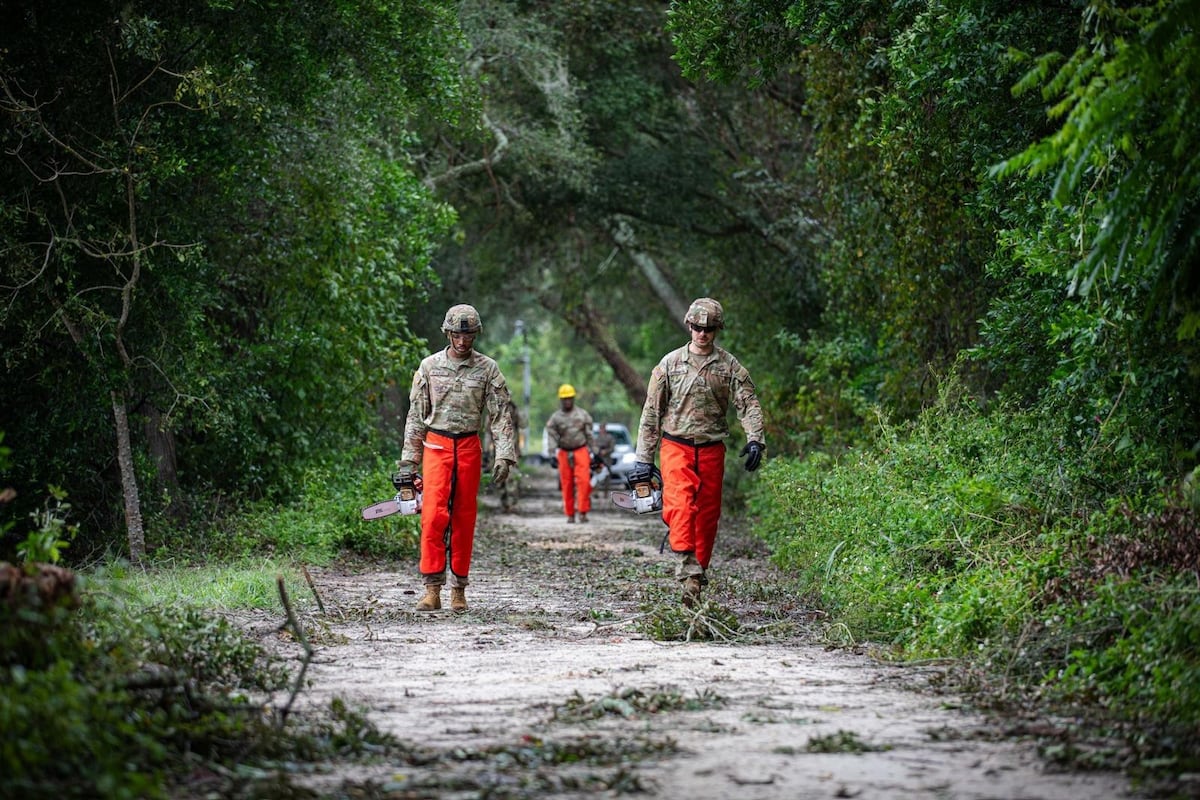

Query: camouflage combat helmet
[441,304,483,335]
[684,297,724,330]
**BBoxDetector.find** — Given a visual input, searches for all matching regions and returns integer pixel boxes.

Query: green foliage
[770,328,882,452]
[118,563,309,613]
[669,1,1079,416]
[149,456,419,564]
[979,0,1200,473]
[15,486,77,566]
[994,0,1200,332]
[1050,575,1200,738]
[0,0,466,548]
[806,730,890,753]
[1,588,280,798]
[430,0,820,433]
[636,594,741,642]
[748,378,1198,732]
[667,0,804,86]
[1,568,404,798]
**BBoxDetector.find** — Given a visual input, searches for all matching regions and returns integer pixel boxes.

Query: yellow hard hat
[557,383,576,399]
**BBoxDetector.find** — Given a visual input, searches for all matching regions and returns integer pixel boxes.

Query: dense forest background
[2,0,1199,787]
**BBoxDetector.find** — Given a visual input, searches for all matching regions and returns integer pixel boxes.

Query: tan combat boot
[415,584,442,611]
[579,511,589,523]
[450,587,468,613]
[682,576,702,608]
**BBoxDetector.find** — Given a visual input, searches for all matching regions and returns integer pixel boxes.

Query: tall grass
[117,559,312,611]
[147,454,420,566]
[747,386,1199,753]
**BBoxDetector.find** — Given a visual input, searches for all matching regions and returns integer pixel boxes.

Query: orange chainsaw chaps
[419,431,482,578]
[660,438,725,569]
[556,445,592,517]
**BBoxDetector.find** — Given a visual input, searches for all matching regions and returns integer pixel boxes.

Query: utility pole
[514,319,531,456]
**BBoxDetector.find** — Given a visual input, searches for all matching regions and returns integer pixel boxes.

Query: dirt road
[285,464,1133,799]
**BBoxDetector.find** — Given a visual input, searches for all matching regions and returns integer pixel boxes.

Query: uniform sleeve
[486,367,517,463]
[545,412,559,451]
[636,364,668,462]
[731,359,766,448]
[401,364,430,464]
[583,409,595,450]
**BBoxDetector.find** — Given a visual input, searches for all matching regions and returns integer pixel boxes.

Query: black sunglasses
[688,322,718,333]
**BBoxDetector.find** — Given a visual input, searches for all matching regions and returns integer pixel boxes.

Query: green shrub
[751,400,1048,652]
[747,384,1198,738]
[1050,576,1200,729]
[0,584,288,798]
[148,455,418,564]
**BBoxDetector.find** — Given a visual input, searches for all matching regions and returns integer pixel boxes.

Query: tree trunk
[605,215,690,333]
[559,300,648,407]
[111,389,146,562]
[144,403,184,521]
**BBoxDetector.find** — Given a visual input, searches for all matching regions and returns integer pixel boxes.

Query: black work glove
[630,461,654,484]
[740,442,764,472]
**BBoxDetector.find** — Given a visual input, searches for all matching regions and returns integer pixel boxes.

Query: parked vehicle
[593,422,637,486]
[539,422,638,486]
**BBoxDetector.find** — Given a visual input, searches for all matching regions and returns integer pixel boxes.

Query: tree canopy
[1,0,464,555]
[1,0,1197,558]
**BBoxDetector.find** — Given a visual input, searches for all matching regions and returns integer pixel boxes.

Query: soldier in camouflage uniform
[633,298,766,607]
[498,398,523,513]
[591,422,616,498]
[545,383,595,523]
[396,304,516,612]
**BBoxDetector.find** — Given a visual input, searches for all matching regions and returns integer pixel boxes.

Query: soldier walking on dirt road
[545,383,595,523]
[633,297,766,607]
[497,398,524,513]
[396,304,516,612]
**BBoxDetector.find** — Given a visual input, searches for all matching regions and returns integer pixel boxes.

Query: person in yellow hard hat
[544,383,595,523]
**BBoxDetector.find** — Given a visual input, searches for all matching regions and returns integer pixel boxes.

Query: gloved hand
[491,458,514,484]
[629,460,654,484]
[392,460,417,489]
[590,452,603,471]
[740,442,764,472]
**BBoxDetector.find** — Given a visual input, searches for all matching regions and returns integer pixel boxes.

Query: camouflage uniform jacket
[401,347,517,465]
[545,406,594,451]
[636,343,765,462]
[594,428,616,460]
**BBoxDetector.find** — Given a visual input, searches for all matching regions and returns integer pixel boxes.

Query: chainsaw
[610,465,663,515]
[361,472,423,520]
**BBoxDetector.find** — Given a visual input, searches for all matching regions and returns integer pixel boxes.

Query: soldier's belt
[663,432,723,448]
[429,428,479,440]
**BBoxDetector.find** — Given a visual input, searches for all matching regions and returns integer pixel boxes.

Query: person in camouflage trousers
[591,421,616,499]
[633,298,766,607]
[498,398,523,513]
[396,304,516,612]
[545,383,595,523]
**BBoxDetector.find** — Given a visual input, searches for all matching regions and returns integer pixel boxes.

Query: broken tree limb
[275,574,313,727]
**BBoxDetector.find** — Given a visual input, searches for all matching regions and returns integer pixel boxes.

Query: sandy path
[271,464,1133,799]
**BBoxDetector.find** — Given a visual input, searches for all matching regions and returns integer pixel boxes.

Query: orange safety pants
[661,437,726,570]
[419,430,482,582]
[556,445,592,516]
